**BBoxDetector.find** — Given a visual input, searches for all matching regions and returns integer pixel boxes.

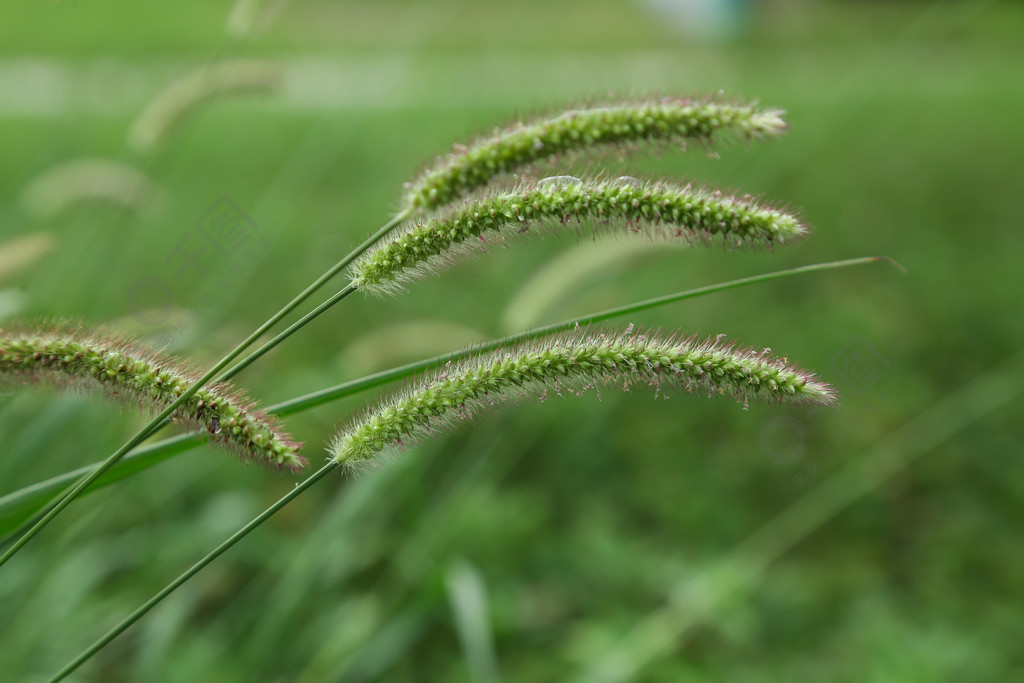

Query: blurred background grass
[1,0,1023,680]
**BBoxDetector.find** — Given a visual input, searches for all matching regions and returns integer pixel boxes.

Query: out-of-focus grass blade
[446,558,502,683]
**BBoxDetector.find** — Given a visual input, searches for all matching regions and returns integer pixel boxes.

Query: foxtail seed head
[0,323,305,472]
[403,97,785,212]
[129,60,283,153]
[329,326,835,470]
[20,158,165,220]
[352,177,806,296]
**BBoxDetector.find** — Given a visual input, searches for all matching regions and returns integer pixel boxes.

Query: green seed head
[353,177,807,296]
[0,321,306,472]
[328,326,834,471]
[403,96,786,212]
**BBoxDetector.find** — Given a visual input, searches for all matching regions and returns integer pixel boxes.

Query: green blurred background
[1,0,1023,680]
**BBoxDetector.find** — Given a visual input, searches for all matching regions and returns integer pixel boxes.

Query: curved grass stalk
[338,320,489,372]
[6,91,796,565]
[0,257,893,540]
[0,323,304,471]
[354,177,806,295]
[404,96,785,212]
[499,240,675,333]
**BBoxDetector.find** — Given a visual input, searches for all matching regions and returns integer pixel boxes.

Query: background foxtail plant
[3,91,879,681]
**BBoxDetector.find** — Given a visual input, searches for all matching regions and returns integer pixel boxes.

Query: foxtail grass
[0,323,304,471]
[8,93,790,566]
[354,177,805,295]
[330,327,834,470]
[404,96,785,212]
[9,87,897,682]
[27,94,786,555]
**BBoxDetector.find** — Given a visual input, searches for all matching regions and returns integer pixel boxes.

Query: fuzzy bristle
[403,96,787,212]
[328,325,835,470]
[0,322,306,472]
[353,177,806,296]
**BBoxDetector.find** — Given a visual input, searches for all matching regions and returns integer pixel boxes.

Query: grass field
[1,1,1023,680]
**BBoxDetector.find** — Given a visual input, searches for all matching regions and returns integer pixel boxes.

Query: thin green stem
[0,211,408,568]
[271,256,898,416]
[215,284,357,383]
[0,257,897,541]
[49,461,339,682]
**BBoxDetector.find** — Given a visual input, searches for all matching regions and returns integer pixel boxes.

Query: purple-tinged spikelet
[352,177,806,296]
[403,96,785,212]
[329,326,835,470]
[0,323,305,472]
